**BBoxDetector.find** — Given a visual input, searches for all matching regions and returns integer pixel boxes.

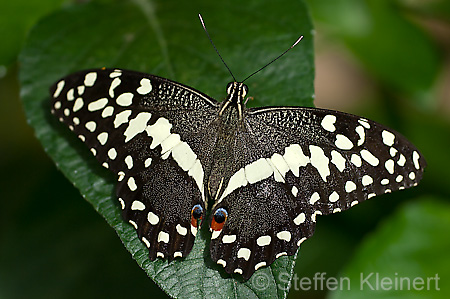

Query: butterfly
[49,65,425,279]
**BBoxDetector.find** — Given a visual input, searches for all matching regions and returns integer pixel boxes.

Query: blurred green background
[1,0,449,298]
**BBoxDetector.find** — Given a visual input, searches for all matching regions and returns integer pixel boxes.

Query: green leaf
[306,0,440,106]
[19,1,314,298]
[0,0,64,67]
[329,198,450,299]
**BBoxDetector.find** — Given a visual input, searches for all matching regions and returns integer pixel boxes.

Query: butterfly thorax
[207,82,249,202]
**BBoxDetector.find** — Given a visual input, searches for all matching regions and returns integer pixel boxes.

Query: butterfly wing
[209,106,426,279]
[50,68,220,260]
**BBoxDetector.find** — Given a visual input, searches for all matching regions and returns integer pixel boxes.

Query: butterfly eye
[211,207,228,231]
[191,204,204,227]
[241,84,248,98]
[226,82,234,95]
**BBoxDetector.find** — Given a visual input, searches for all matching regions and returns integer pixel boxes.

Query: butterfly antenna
[242,35,303,83]
[199,14,237,82]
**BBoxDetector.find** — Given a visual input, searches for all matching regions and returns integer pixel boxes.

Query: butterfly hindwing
[50,68,220,260]
[209,106,425,279]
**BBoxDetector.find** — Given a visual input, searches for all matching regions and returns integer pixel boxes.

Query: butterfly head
[222,82,248,119]
[226,82,248,104]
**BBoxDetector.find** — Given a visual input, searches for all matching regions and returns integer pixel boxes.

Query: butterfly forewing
[208,106,425,279]
[50,68,220,260]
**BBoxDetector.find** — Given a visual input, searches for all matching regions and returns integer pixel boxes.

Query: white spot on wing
[108,148,117,160]
[356,126,365,146]
[144,158,152,168]
[142,237,150,248]
[211,230,221,240]
[335,134,353,150]
[125,155,133,169]
[382,130,395,146]
[276,231,291,242]
[171,142,197,171]
[160,134,181,156]
[276,252,287,258]
[114,110,132,128]
[147,211,159,225]
[312,211,322,222]
[102,106,114,118]
[188,159,205,202]
[390,147,398,157]
[128,220,138,229]
[256,235,271,246]
[84,72,97,87]
[124,112,152,142]
[291,186,298,197]
[351,154,362,167]
[67,89,75,101]
[77,85,85,95]
[222,235,237,243]
[127,177,137,191]
[109,69,122,78]
[146,117,172,149]
[53,80,64,98]
[73,98,84,112]
[255,262,267,270]
[157,231,170,243]
[116,92,134,106]
[412,151,420,170]
[358,118,370,129]
[360,149,379,166]
[309,192,320,205]
[362,175,373,186]
[88,98,108,111]
[294,212,306,225]
[245,158,273,184]
[331,150,346,172]
[137,78,152,94]
[109,77,121,98]
[397,153,406,166]
[176,224,187,236]
[97,132,108,145]
[85,121,96,132]
[321,114,336,132]
[283,144,309,176]
[345,181,357,193]
[329,191,339,202]
[131,200,145,210]
[237,248,251,261]
[297,237,307,246]
[270,153,290,179]
[385,159,395,174]
[309,145,330,182]
[220,168,247,202]
[118,198,125,209]
[217,259,226,267]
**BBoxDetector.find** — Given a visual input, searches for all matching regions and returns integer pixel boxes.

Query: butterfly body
[51,68,425,279]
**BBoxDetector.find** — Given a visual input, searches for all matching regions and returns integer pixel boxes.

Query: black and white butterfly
[50,65,425,279]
